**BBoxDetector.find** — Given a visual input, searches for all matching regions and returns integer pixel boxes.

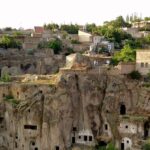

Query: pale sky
[0,0,149,29]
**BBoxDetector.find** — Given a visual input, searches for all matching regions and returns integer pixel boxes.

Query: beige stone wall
[117,62,135,74]
[78,31,92,43]
[136,50,150,75]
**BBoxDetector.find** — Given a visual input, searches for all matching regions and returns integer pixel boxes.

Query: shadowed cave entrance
[144,121,150,139]
[120,104,126,115]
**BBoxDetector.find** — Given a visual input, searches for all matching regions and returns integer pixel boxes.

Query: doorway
[120,104,126,115]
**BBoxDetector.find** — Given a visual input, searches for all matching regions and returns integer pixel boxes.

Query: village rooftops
[34,26,44,34]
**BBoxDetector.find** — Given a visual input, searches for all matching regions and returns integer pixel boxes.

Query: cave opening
[72,136,75,144]
[24,125,37,130]
[55,146,59,150]
[105,124,108,130]
[120,104,126,115]
[144,121,150,139]
[121,143,124,150]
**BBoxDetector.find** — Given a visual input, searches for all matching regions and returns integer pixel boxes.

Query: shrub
[0,73,11,82]
[128,71,142,80]
[142,142,150,150]
[4,95,20,107]
[65,47,74,56]
[71,39,80,44]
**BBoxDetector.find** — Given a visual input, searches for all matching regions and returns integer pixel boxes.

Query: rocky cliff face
[0,72,149,150]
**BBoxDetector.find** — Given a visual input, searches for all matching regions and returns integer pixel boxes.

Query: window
[15,142,18,148]
[0,117,4,124]
[125,125,128,129]
[127,140,129,143]
[55,146,59,150]
[24,125,37,130]
[79,136,81,139]
[32,142,35,146]
[72,137,75,144]
[141,63,144,67]
[35,148,38,150]
[84,136,87,141]
[145,63,148,68]
[89,136,92,141]
[105,124,108,130]
[120,104,126,115]
[72,127,77,132]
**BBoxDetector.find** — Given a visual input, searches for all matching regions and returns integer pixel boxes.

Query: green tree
[48,38,62,54]
[44,23,59,31]
[0,35,22,49]
[85,23,97,33]
[60,24,79,34]
[111,44,136,65]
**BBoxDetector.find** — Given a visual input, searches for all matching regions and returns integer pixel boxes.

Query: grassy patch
[4,95,20,107]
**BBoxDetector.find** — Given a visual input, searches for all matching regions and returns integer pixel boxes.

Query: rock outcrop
[0,71,149,150]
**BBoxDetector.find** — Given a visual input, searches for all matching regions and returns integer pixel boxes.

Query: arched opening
[105,124,108,130]
[55,146,59,150]
[144,121,149,139]
[120,104,126,115]
[121,143,124,150]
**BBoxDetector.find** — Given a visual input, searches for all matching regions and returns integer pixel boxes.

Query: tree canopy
[38,38,62,54]
[60,24,79,34]
[0,35,22,49]
[111,44,136,65]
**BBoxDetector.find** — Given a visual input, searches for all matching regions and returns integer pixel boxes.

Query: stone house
[122,28,144,38]
[75,129,95,146]
[136,50,150,75]
[23,36,41,50]
[132,21,150,30]
[78,30,93,43]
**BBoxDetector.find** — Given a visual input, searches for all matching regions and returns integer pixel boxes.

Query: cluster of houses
[116,50,150,75]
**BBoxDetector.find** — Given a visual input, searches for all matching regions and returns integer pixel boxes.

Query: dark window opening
[15,142,18,148]
[120,104,126,115]
[16,136,18,139]
[55,146,59,150]
[0,117,4,124]
[32,141,35,146]
[84,136,87,141]
[39,90,43,94]
[127,140,129,143]
[125,125,128,129]
[105,124,108,130]
[144,122,149,139]
[141,62,144,67]
[79,136,81,139]
[1,125,4,128]
[72,137,75,144]
[121,143,124,150]
[72,127,77,132]
[89,136,92,141]
[145,63,148,68]
[35,148,38,150]
[24,125,37,130]
[20,64,24,70]
[2,93,5,97]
